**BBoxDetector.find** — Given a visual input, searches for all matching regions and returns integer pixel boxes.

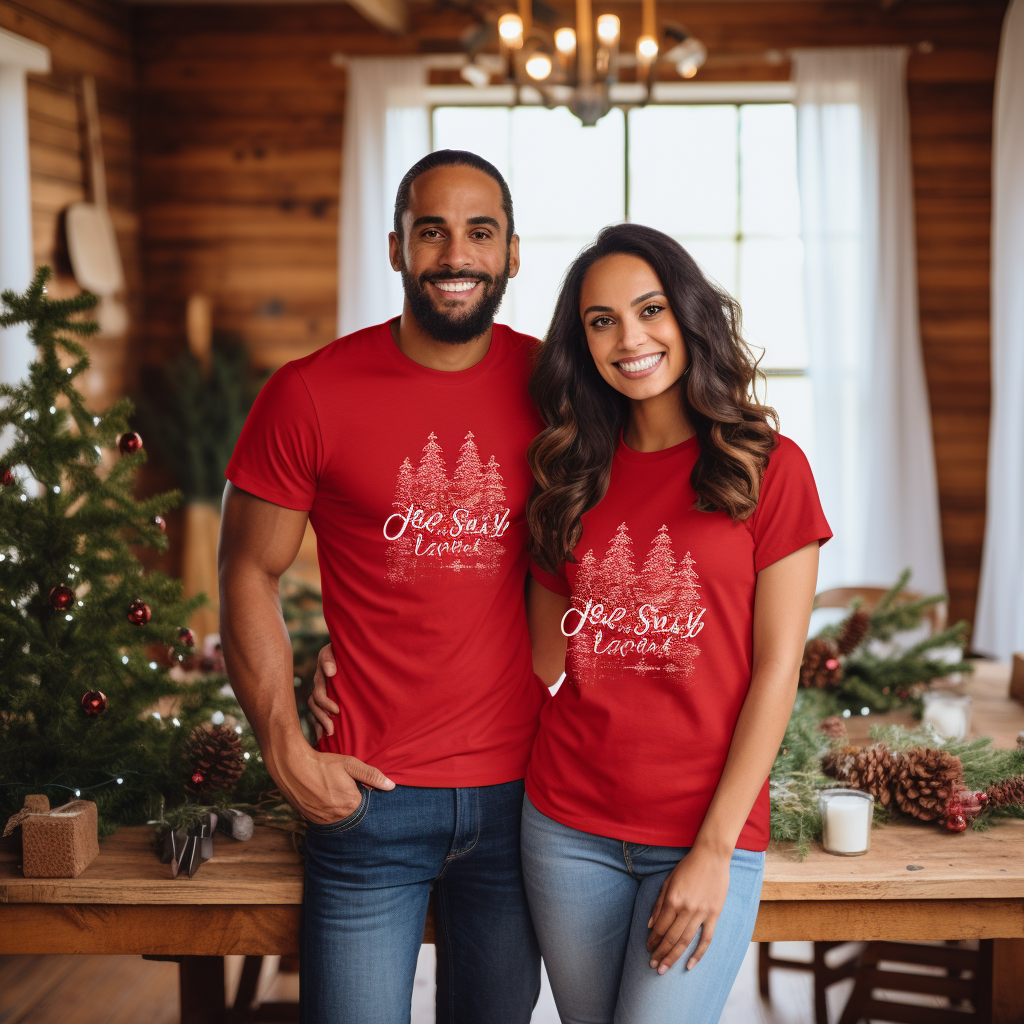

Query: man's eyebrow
[631,290,666,306]
[411,216,446,228]
[582,305,614,316]
[468,216,501,229]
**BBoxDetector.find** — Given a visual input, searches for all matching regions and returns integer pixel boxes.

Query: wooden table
[3,661,1023,1022]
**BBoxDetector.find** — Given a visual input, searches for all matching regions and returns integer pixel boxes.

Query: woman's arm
[528,575,570,687]
[647,541,819,973]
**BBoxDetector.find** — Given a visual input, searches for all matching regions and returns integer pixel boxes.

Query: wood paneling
[0,0,139,411]
[129,1,1004,628]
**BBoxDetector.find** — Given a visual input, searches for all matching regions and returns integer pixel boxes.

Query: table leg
[992,938,1024,1024]
[180,956,226,1024]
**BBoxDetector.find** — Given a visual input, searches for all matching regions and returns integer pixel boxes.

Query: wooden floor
[0,941,958,1024]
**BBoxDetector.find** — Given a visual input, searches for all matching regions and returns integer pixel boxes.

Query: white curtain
[337,57,430,338]
[792,48,945,597]
[975,0,1024,659]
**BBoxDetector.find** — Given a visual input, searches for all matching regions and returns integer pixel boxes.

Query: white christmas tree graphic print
[384,431,511,585]
[565,523,704,684]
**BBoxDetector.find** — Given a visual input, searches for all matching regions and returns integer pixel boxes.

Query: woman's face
[579,254,689,402]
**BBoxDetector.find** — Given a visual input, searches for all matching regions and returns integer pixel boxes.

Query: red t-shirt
[527,434,831,850]
[226,321,546,787]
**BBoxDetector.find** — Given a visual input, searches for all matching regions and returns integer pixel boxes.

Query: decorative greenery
[802,569,972,714]
[770,695,1024,858]
[135,335,263,502]
[0,269,264,834]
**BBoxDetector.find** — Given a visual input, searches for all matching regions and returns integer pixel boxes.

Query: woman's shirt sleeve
[529,557,572,598]
[750,435,832,573]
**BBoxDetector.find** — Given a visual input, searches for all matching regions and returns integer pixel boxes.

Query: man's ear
[508,234,521,280]
[388,232,403,272]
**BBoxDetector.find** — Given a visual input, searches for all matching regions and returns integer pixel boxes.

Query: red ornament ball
[117,431,143,455]
[178,627,195,648]
[154,515,166,533]
[127,599,152,625]
[81,690,107,715]
[945,813,968,832]
[825,658,840,671]
[1,465,13,487]
[191,771,205,787]
[49,584,75,610]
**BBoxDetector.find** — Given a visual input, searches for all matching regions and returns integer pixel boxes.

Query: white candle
[824,795,871,854]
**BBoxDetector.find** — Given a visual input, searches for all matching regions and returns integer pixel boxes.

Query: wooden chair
[837,940,991,1023]
[759,585,949,1023]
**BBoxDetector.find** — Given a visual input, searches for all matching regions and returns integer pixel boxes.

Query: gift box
[22,799,99,878]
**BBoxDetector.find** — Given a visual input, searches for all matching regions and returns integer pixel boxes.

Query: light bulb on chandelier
[525,51,553,80]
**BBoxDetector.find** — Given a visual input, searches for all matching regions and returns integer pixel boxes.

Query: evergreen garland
[135,335,263,502]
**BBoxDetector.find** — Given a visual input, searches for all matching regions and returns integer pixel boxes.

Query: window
[432,103,813,458]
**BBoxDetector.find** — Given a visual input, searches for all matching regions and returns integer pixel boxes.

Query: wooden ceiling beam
[347,0,408,33]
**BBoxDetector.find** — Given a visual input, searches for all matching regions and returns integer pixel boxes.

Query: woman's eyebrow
[631,290,666,306]
[582,305,614,316]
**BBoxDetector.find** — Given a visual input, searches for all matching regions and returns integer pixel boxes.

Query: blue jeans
[521,796,764,1024]
[301,780,540,1024]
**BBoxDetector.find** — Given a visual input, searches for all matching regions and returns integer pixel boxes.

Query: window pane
[629,105,738,236]
[432,107,511,178]
[762,374,815,465]
[740,104,801,237]
[677,238,738,297]
[501,237,591,339]
[509,106,625,237]
[739,238,807,369]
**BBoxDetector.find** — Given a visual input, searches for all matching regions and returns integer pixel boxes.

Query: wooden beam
[347,0,407,34]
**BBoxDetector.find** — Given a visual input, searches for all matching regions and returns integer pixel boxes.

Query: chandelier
[462,0,707,126]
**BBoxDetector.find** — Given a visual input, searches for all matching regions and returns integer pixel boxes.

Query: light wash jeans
[521,795,764,1024]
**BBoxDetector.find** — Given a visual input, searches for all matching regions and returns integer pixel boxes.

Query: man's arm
[218,482,393,824]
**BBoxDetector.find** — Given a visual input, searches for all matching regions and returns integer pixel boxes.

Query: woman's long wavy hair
[528,223,778,574]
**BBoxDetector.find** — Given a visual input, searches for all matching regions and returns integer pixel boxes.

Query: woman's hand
[307,643,340,742]
[646,846,732,973]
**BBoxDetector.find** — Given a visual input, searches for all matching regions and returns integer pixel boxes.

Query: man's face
[390,165,520,344]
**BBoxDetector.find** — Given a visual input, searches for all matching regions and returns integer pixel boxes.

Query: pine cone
[891,747,964,822]
[818,715,847,740]
[184,723,244,796]
[821,743,897,806]
[985,775,1024,810]
[800,636,843,689]
[836,609,870,655]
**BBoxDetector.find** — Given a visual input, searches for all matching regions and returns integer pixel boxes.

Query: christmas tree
[0,268,249,834]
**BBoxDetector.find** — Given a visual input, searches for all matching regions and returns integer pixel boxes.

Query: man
[218,150,545,1024]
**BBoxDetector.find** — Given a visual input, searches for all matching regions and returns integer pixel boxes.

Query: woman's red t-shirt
[527,434,831,851]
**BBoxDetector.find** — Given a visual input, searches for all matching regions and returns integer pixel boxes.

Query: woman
[522,223,829,1024]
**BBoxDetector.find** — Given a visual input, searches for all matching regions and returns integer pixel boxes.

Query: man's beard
[401,258,510,345]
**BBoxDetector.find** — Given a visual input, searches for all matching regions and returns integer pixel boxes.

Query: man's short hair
[393,150,515,243]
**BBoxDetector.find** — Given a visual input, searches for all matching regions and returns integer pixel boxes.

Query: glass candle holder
[922,691,973,741]
[819,789,874,856]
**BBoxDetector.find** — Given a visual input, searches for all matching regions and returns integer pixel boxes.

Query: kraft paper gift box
[21,799,99,878]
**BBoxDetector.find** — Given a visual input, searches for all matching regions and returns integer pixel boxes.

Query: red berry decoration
[976,791,989,807]
[945,812,968,832]
[117,431,143,455]
[127,599,152,625]
[825,658,840,671]
[49,584,75,610]
[81,690,107,715]
[178,627,195,648]
[1,465,13,487]
[154,515,166,533]
[191,771,205,787]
